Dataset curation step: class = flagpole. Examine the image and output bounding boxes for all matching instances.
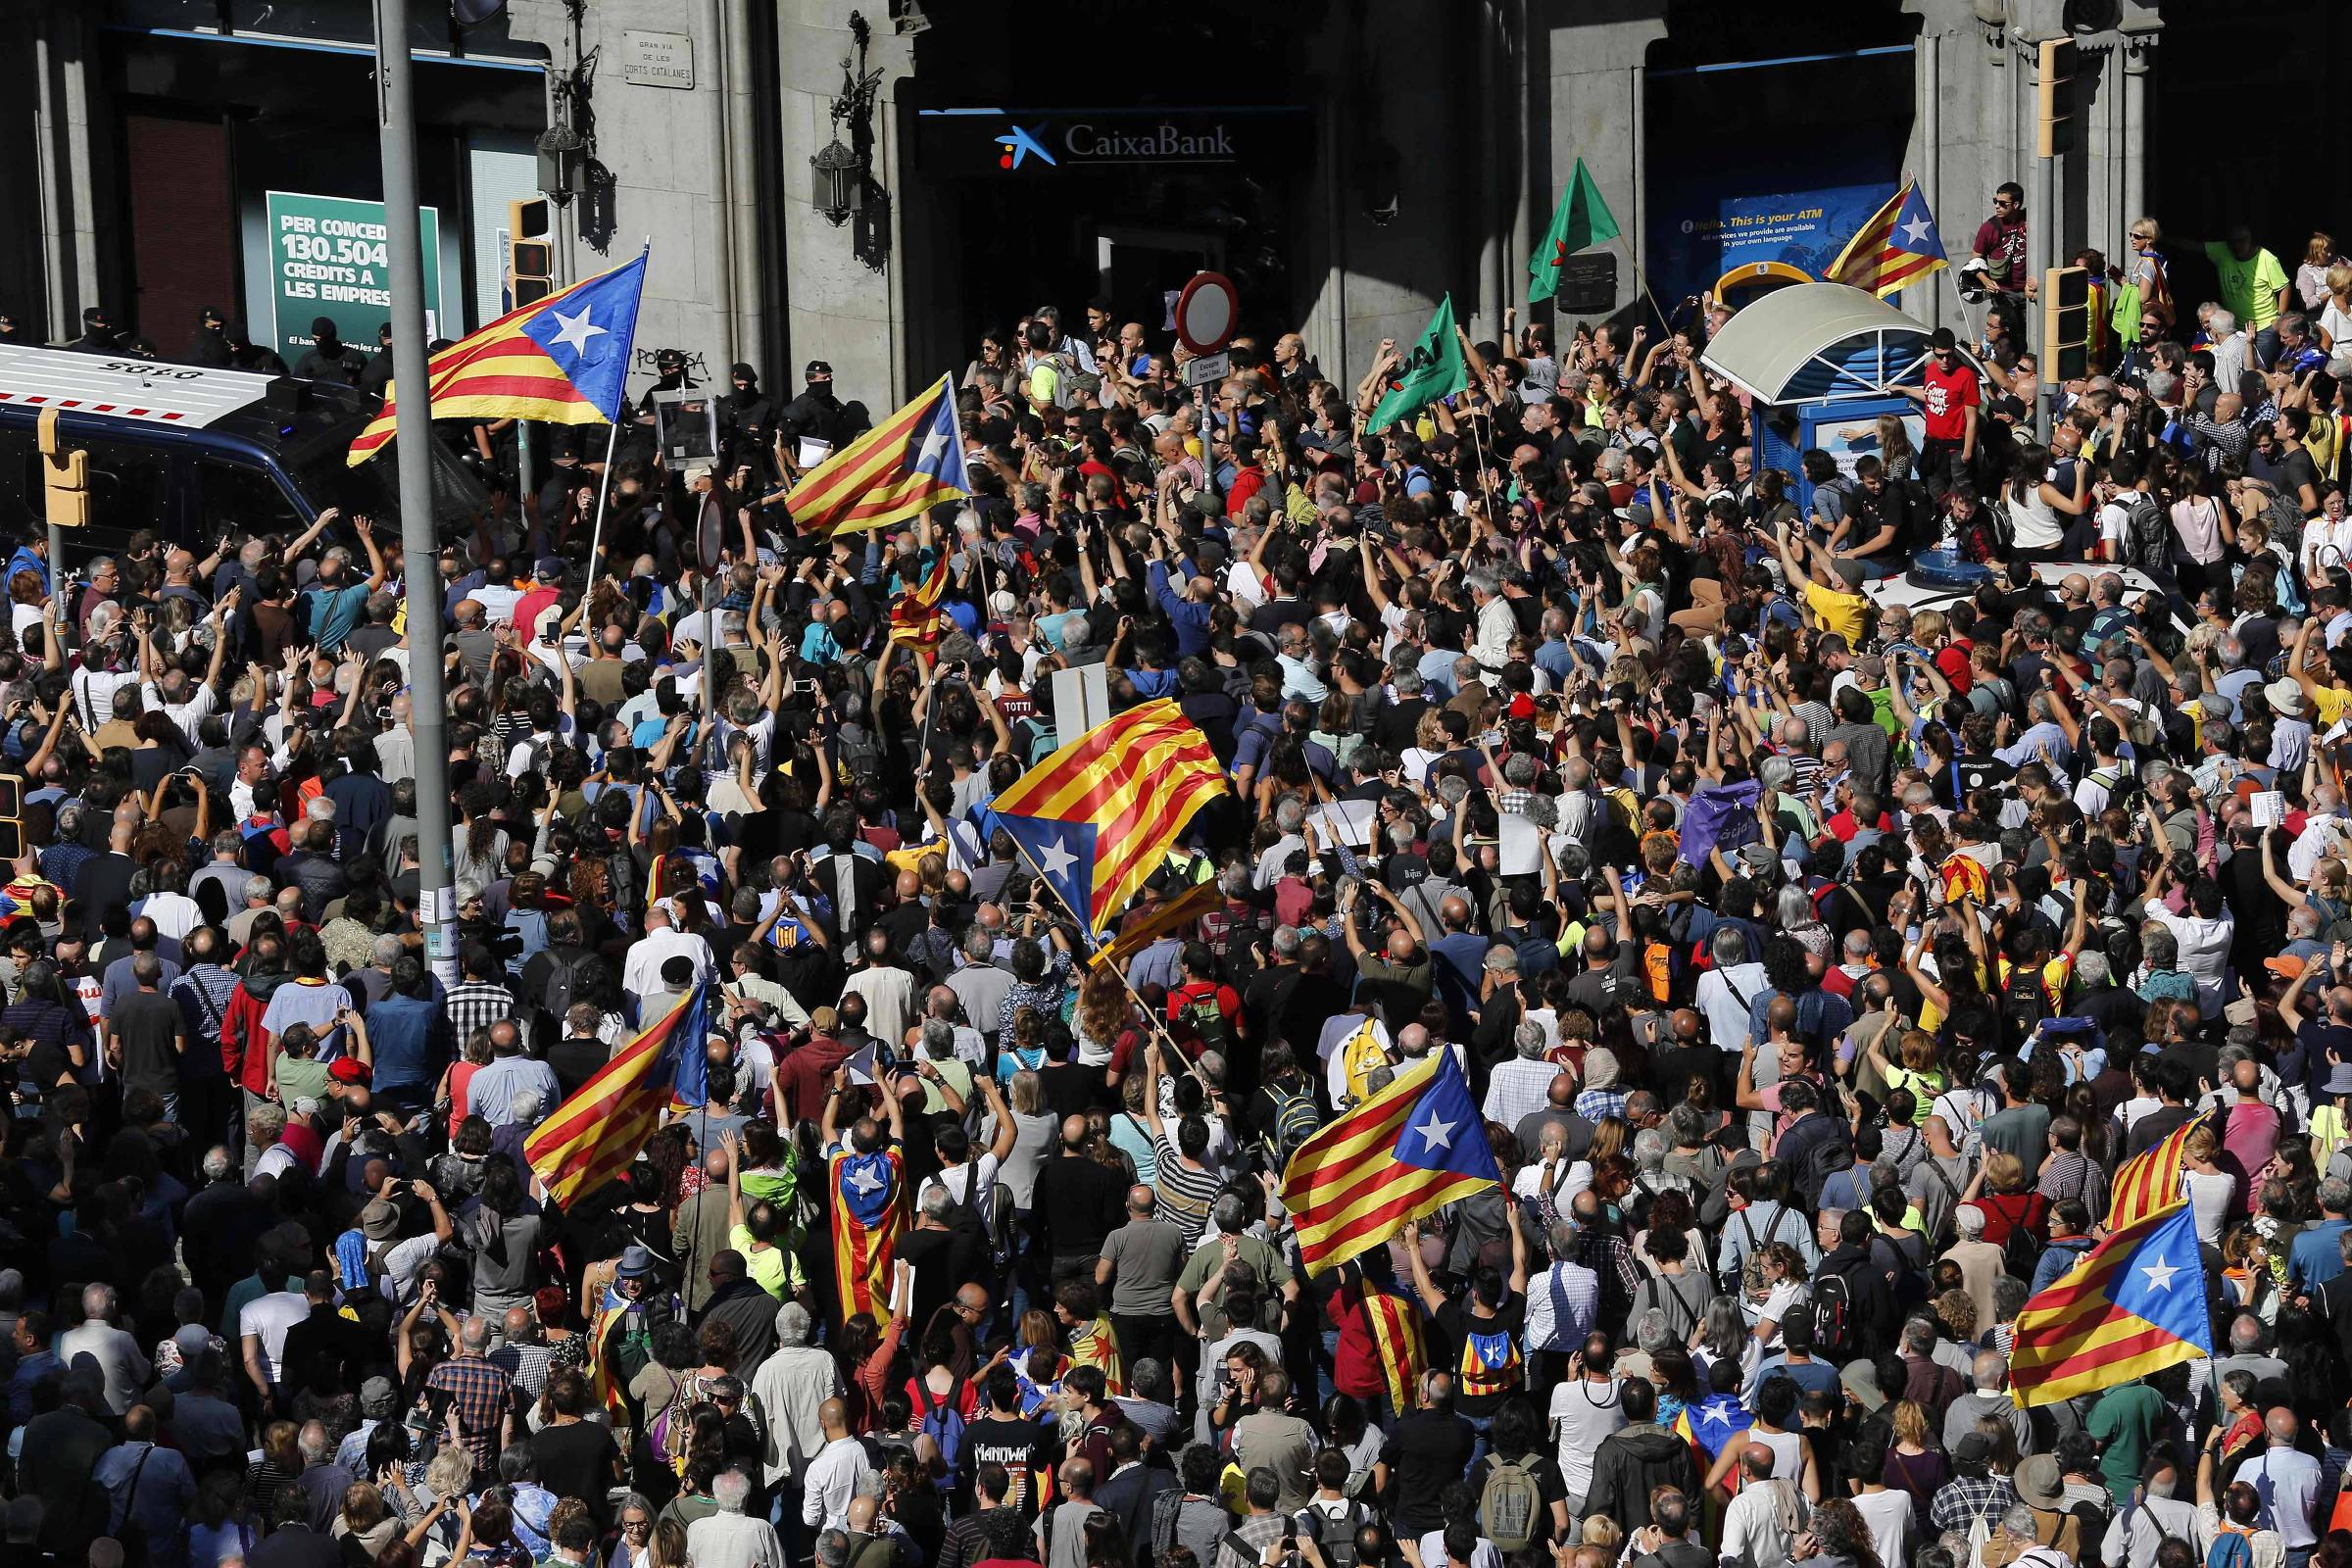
[584,418,621,586]
[998,829,1211,1090]
[584,238,653,591]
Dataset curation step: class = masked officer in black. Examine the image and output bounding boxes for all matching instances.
[223,323,291,377]
[717,363,778,484]
[295,317,368,385]
[185,306,232,368]
[777,360,868,476]
[68,306,122,354]
[358,322,397,400]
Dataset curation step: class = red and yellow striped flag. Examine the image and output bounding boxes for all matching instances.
[524,988,700,1208]
[990,699,1228,935]
[2108,1109,2213,1233]
[1087,881,1220,970]
[888,549,953,652]
[2011,1200,2212,1406]
[786,374,969,536]
[1281,1049,1500,1278]
[1348,1277,1425,1412]
[830,1146,906,1324]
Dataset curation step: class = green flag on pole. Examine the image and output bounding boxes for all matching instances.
[1529,157,1621,297]
[1366,294,1467,433]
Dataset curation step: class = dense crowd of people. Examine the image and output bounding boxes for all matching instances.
[6,206,2352,1568]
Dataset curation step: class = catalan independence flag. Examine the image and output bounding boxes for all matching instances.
[888,548,953,652]
[1823,180,1948,299]
[2010,1200,2213,1406]
[787,374,969,536]
[830,1146,906,1324]
[1281,1049,1501,1278]
[989,699,1228,936]
[1339,1275,1425,1414]
[348,251,646,465]
[524,983,705,1208]
[2108,1109,2214,1233]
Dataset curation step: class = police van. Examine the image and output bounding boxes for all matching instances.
[0,344,485,557]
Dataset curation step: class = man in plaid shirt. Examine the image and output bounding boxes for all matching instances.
[425,1316,514,1481]
[444,943,517,1047]
[1928,1431,2018,1537]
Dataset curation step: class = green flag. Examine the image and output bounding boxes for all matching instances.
[1529,157,1621,297]
[1366,294,1467,433]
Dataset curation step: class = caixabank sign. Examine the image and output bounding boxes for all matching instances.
[915,105,1308,175]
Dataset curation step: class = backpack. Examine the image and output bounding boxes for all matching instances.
[1809,1269,1855,1359]
[947,1164,1016,1275]
[1339,1026,1391,1107]
[1151,1492,1189,1563]
[1997,1208,2042,1282]
[1637,1273,1700,1344]
[1176,982,1237,1052]
[910,1373,965,1494]
[2083,763,2140,815]
[2205,1526,2257,1568]
[1998,961,2052,1052]
[1794,1118,1856,1206]
[1642,941,1676,1005]
[2124,491,2170,573]
[1268,1080,1322,1163]
[648,1374,695,1475]
[541,948,588,1027]
[1303,1500,1367,1568]
[1478,1452,1544,1552]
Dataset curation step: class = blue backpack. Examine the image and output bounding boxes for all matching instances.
[911,1374,965,1494]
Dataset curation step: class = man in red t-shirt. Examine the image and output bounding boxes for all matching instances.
[1898,326,1981,502]
[1164,946,1242,1051]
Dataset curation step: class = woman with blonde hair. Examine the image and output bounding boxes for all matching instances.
[1882,1399,1949,1518]
[1875,413,1919,484]
[335,1482,400,1560]
[2182,1123,2236,1246]
[1962,1150,2050,1249]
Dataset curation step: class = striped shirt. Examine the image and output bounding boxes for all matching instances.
[1152,1135,1221,1246]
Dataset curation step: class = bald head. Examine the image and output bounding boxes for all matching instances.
[1126,1186,1156,1217]
[819,1397,849,1436]
[1060,1115,1090,1151]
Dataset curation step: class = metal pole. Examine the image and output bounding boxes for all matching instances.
[2030,42,2055,443]
[374,0,459,990]
[516,420,533,529]
[584,419,621,583]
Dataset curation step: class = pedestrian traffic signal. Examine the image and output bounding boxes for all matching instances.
[509,197,554,307]
[2037,37,2077,158]
[2043,266,2092,381]
[36,408,87,528]
[0,774,23,860]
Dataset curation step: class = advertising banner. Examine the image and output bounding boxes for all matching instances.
[1650,183,1894,306]
[265,190,442,365]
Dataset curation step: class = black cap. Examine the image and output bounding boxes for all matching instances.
[311,316,338,340]
[805,360,833,381]
[199,306,226,325]
[657,348,686,368]
[1929,326,1957,352]
[377,321,393,338]
[730,362,757,381]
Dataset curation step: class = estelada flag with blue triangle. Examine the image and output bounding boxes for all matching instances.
[786,373,970,537]
[349,249,648,465]
[989,698,1228,936]
[1823,179,1948,299]
[1281,1049,1501,1278]
[2009,1199,2214,1406]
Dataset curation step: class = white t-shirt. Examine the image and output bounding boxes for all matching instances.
[916,1152,1004,1228]
[1546,1376,1625,1497]
[238,1291,310,1384]
[2098,499,2133,560]
[1851,1489,1913,1568]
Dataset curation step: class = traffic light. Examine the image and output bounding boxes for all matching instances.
[36,408,86,528]
[2043,266,2093,381]
[0,774,23,860]
[509,197,554,307]
[2037,37,2077,158]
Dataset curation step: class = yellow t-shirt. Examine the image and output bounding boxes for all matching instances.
[2206,243,2290,330]
[1802,578,1869,643]
[2313,684,2352,728]
[729,1223,806,1300]
[1884,1063,1947,1124]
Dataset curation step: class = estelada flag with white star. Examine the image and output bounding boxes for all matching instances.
[1823,179,1948,299]
[2009,1198,2213,1406]
[829,1145,906,1325]
[348,249,647,465]
[523,980,704,1209]
[785,373,970,536]
[1281,1049,1501,1279]
[988,698,1227,937]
